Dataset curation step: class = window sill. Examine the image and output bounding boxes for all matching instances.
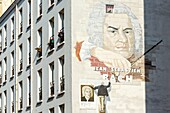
[10,40,14,46]
[3,47,7,52]
[36,56,42,64]
[18,109,23,112]
[36,100,42,107]
[27,25,31,31]
[18,70,23,75]
[47,48,54,56]
[36,14,43,22]
[47,95,55,102]
[26,105,31,111]
[48,3,55,12]
[18,32,23,38]
[26,65,31,70]
[10,76,14,81]
[56,91,65,98]
[3,80,7,86]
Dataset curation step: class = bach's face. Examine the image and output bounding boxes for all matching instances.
[84,88,91,98]
[103,14,135,59]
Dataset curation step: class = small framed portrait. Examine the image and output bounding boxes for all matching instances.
[81,85,94,102]
[106,4,114,13]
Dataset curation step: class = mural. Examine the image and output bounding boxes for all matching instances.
[73,1,145,113]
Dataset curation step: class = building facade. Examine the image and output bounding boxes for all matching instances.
[0,0,170,113]
[0,0,71,113]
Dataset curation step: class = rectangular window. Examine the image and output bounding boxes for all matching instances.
[49,0,54,6]
[4,25,7,47]
[27,76,31,106]
[58,56,65,92]
[19,44,23,70]
[0,94,1,112]
[28,0,31,25]
[48,17,54,49]
[19,9,23,33]
[11,17,14,42]
[0,62,2,85]
[11,51,14,77]
[49,107,54,113]
[27,37,31,65]
[18,81,23,110]
[35,28,42,57]
[11,86,14,112]
[49,62,54,96]
[0,30,2,52]
[4,57,7,82]
[58,9,64,44]
[4,91,7,113]
[38,69,42,101]
[38,0,42,16]
[59,104,65,113]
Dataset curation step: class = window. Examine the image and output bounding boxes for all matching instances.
[19,44,23,70]
[28,0,31,25]
[19,9,23,33]
[37,69,42,101]
[27,37,31,65]
[0,30,2,52]
[11,51,14,78]
[48,17,54,49]
[27,76,31,106]
[58,9,64,44]
[3,91,7,113]
[11,86,14,112]
[18,81,23,110]
[0,70,1,86]
[4,25,7,47]
[50,0,54,6]
[0,94,2,112]
[58,56,65,92]
[35,28,42,57]
[49,62,54,96]
[49,107,54,113]
[4,57,7,82]
[38,0,42,16]
[59,104,65,113]
[11,17,14,42]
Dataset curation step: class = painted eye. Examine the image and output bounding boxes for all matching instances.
[107,28,117,33]
[124,29,132,35]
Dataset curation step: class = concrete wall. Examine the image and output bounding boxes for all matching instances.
[144,0,170,113]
